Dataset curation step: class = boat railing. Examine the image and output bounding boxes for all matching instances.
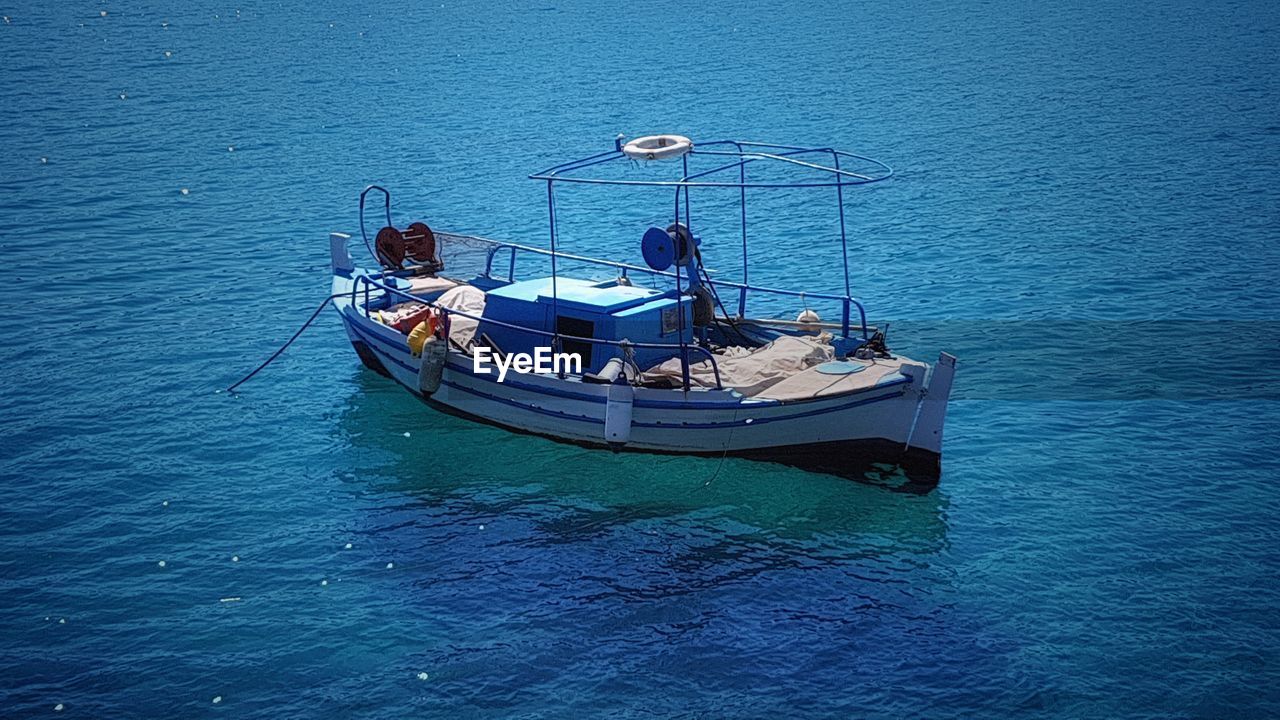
[351,273,725,391]
[454,234,870,341]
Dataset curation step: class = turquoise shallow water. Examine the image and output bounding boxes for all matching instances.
[3,1,1280,717]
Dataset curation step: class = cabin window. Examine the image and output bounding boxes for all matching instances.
[556,316,594,369]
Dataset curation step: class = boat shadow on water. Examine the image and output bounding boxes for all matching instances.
[337,372,951,552]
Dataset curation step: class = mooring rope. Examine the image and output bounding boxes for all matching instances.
[703,410,740,488]
[225,293,342,393]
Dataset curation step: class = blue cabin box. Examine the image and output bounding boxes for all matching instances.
[476,277,693,373]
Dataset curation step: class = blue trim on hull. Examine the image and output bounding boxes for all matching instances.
[440,370,906,431]
[351,331,418,375]
[440,379,604,425]
[633,389,907,429]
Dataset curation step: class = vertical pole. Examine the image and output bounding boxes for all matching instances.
[547,180,560,352]
[739,151,748,288]
[683,155,704,346]
[834,151,851,299]
[737,143,749,318]
[680,153,698,297]
[674,185,689,391]
[681,154,692,240]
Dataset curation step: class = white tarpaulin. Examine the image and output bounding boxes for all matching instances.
[437,285,487,348]
[643,335,834,396]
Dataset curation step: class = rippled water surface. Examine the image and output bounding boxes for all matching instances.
[3,1,1279,717]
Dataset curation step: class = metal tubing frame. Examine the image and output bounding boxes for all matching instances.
[525,138,886,342]
[529,139,892,189]
[399,138,883,394]
[472,236,869,340]
[358,185,392,262]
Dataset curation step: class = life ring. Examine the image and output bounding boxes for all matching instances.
[622,134,693,161]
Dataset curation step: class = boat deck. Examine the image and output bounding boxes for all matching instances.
[754,357,909,401]
[361,274,913,403]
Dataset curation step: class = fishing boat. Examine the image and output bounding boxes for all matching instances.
[328,136,957,483]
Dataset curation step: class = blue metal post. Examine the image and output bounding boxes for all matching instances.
[547,180,560,352]
[833,151,851,300]
[739,151,748,284]
[674,183,689,391]
[738,143,748,317]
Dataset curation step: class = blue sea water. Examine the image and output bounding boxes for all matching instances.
[2,0,1280,717]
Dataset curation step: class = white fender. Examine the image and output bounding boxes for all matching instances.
[622,135,693,161]
[604,383,634,445]
[418,336,447,394]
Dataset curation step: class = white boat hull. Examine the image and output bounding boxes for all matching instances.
[332,272,956,484]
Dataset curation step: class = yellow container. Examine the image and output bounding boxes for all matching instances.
[407,319,434,356]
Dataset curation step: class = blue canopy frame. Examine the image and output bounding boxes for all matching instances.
[530,137,892,295]
[527,137,893,384]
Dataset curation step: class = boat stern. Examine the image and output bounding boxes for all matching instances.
[899,352,958,474]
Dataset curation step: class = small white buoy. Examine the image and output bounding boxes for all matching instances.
[40,157,48,164]
[344,543,352,550]
[45,616,50,621]
[59,618,66,624]
[744,418,754,424]
[478,524,485,530]
[385,562,394,569]
[416,672,429,681]
[162,500,169,507]
[231,555,239,562]
[320,579,328,586]
[329,22,335,28]
[55,703,64,711]
[164,50,171,58]
[3,16,10,24]
[402,431,411,438]
[796,308,821,324]
[227,145,234,152]
[100,10,108,17]
[212,696,222,704]
[157,560,166,568]
[118,93,127,100]
[180,188,189,195]
[161,21,168,28]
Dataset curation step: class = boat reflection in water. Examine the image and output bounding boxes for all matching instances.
[336,374,952,560]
